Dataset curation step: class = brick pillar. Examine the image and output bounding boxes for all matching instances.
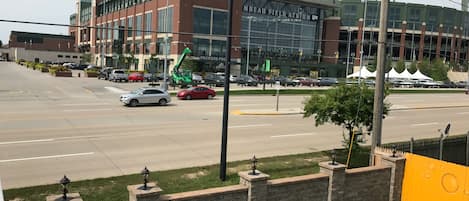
[355,18,364,66]
[239,171,270,201]
[322,17,341,64]
[380,155,406,201]
[127,182,163,201]
[319,162,346,201]
[456,27,463,63]
[436,24,443,59]
[46,193,83,201]
[399,21,407,61]
[418,22,426,62]
[450,26,457,62]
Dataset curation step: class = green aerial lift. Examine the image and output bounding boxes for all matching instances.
[171,47,193,87]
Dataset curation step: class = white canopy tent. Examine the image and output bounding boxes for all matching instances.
[347,67,374,79]
[385,68,400,79]
[399,69,412,80]
[411,69,433,81]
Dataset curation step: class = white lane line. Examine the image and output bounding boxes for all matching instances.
[457,112,469,115]
[271,133,316,138]
[0,152,95,163]
[61,103,111,106]
[410,122,439,127]
[104,86,128,94]
[63,108,112,112]
[0,139,54,145]
[229,124,272,129]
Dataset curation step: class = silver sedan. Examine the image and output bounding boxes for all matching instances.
[120,87,171,107]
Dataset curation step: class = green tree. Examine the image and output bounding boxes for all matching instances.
[430,59,448,81]
[303,84,390,148]
[81,53,91,64]
[395,60,405,73]
[385,56,393,72]
[180,58,200,72]
[367,55,377,72]
[408,61,418,74]
[416,58,430,74]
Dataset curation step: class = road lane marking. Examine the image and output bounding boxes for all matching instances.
[104,86,128,94]
[0,152,95,163]
[229,124,272,129]
[410,122,439,127]
[457,112,469,115]
[271,133,316,138]
[0,139,54,145]
[61,103,111,106]
[63,108,112,112]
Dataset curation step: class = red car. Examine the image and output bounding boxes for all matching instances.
[128,72,144,82]
[177,86,216,100]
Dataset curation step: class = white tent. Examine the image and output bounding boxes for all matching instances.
[411,69,433,81]
[347,67,374,79]
[399,69,412,80]
[385,68,400,79]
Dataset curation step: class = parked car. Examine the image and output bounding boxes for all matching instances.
[236,75,258,86]
[120,87,171,107]
[204,74,225,87]
[177,86,216,100]
[318,77,338,87]
[299,78,319,87]
[128,72,144,82]
[98,67,114,80]
[109,69,128,82]
[192,73,204,83]
[273,76,297,86]
[455,81,467,88]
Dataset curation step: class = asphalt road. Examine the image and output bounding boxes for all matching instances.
[1,62,469,189]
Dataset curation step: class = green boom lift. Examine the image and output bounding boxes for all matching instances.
[171,47,193,87]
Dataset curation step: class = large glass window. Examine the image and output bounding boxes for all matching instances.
[211,40,226,57]
[113,21,119,40]
[145,12,152,34]
[192,38,209,56]
[107,22,112,39]
[212,11,227,35]
[193,8,211,34]
[136,15,142,36]
[157,37,172,55]
[128,16,133,37]
[158,7,173,33]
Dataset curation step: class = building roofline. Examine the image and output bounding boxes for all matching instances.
[276,0,338,9]
[10,31,74,40]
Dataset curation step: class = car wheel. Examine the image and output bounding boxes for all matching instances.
[159,98,167,106]
[129,99,138,107]
[207,94,213,99]
[186,95,192,100]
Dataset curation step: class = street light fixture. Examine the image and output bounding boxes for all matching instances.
[317,49,322,64]
[249,155,258,175]
[60,175,71,200]
[141,166,150,190]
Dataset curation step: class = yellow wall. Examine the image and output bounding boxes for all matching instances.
[402,153,469,201]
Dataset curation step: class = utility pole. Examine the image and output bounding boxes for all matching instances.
[370,0,388,165]
[246,16,253,75]
[358,0,368,82]
[163,0,169,91]
[220,0,233,181]
[346,27,352,79]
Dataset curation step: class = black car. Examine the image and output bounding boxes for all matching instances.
[273,76,297,87]
[318,77,338,87]
[236,75,258,86]
[204,74,225,87]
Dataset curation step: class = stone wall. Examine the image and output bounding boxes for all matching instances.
[124,153,406,201]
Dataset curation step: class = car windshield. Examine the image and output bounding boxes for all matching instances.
[130,89,143,94]
[115,70,125,74]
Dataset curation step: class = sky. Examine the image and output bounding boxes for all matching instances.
[0,0,462,44]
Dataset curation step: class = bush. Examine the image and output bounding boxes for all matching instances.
[49,66,71,75]
[34,63,46,70]
[85,68,98,73]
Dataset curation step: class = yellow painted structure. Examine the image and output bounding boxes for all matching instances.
[401,153,469,201]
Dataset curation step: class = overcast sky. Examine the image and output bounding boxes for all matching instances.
[0,0,462,44]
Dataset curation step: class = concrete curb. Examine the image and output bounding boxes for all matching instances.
[390,105,469,111]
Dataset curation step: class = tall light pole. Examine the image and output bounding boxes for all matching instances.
[371,0,388,165]
[100,0,106,68]
[246,16,254,75]
[346,27,352,79]
[359,0,368,83]
[162,0,169,91]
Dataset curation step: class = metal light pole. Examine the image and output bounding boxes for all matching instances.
[358,0,369,83]
[162,0,169,91]
[220,0,233,181]
[317,49,321,64]
[100,0,106,68]
[346,27,352,79]
[370,0,388,165]
[246,16,253,76]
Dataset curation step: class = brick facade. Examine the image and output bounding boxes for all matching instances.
[322,17,341,64]
[9,31,76,52]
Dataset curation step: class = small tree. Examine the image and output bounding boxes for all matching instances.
[81,53,91,64]
[408,60,418,74]
[395,60,405,73]
[180,58,200,72]
[430,59,449,81]
[303,84,390,148]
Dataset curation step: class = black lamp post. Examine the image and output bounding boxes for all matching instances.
[60,175,71,200]
[249,155,258,175]
[329,150,337,165]
[141,166,150,190]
